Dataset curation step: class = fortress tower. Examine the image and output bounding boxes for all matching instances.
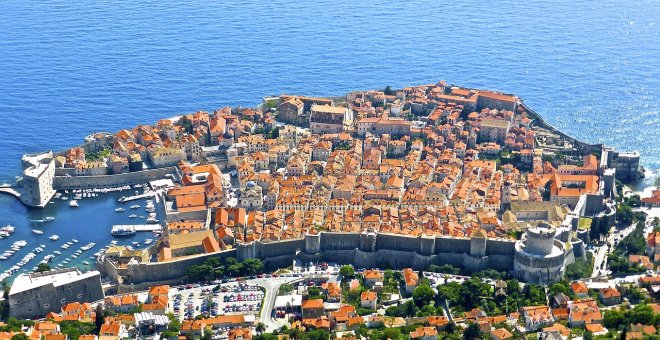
[513,222,568,284]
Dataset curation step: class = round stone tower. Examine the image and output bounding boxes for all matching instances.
[513,222,567,285]
[524,222,556,255]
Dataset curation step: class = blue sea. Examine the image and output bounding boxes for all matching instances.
[0,0,658,277]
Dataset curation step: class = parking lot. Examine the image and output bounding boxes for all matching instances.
[171,282,264,321]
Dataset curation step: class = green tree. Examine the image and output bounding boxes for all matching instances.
[94,304,105,332]
[629,304,654,325]
[436,282,462,305]
[412,284,436,308]
[202,328,213,340]
[584,330,594,340]
[227,263,244,276]
[382,327,402,339]
[617,204,634,225]
[242,258,263,275]
[565,258,592,280]
[655,176,660,189]
[463,323,482,340]
[10,334,28,340]
[307,287,322,299]
[36,263,51,273]
[603,309,625,329]
[306,329,329,340]
[255,322,266,335]
[339,265,355,278]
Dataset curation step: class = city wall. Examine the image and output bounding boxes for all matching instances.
[111,248,238,284]
[52,167,178,189]
[107,232,517,285]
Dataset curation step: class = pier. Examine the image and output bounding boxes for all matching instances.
[111,224,162,235]
[117,192,157,203]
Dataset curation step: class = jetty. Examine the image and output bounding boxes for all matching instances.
[118,192,156,203]
[111,224,162,236]
[0,185,21,201]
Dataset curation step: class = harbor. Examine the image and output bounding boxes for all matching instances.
[0,183,165,283]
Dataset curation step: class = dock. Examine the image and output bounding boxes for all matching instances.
[117,192,156,202]
[111,224,162,235]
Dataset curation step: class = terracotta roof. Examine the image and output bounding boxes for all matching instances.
[301,299,324,309]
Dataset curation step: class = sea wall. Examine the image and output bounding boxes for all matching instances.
[52,167,178,189]
[520,103,603,155]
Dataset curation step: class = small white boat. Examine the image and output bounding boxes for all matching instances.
[32,229,44,235]
[130,205,140,209]
[69,200,79,207]
[49,235,59,241]
[82,261,90,265]
[72,239,78,243]
[129,214,138,218]
[44,217,55,222]
[115,207,125,212]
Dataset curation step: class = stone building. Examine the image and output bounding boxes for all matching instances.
[603,147,641,181]
[20,151,56,207]
[479,118,511,144]
[310,105,352,134]
[239,181,263,210]
[9,269,104,320]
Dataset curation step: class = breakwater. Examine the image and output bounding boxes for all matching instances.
[53,167,179,190]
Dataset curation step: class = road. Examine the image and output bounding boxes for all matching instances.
[251,277,302,332]
[591,211,657,278]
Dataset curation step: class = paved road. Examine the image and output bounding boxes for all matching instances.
[251,277,301,332]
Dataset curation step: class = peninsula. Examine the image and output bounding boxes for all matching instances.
[2,82,658,340]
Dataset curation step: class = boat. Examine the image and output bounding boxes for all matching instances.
[130,205,140,209]
[115,207,125,212]
[32,229,44,235]
[82,261,90,265]
[61,196,68,201]
[54,251,61,255]
[44,217,55,222]
[146,218,159,224]
[111,225,136,236]
[132,241,140,247]
[72,239,78,243]
[1,225,15,234]
[143,239,153,245]
[129,214,138,218]
[110,240,118,245]
[49,235,60,241]
[69,200,79,207]
[61,244,69,249]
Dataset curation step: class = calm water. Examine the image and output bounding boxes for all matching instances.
[0,0,658,275]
